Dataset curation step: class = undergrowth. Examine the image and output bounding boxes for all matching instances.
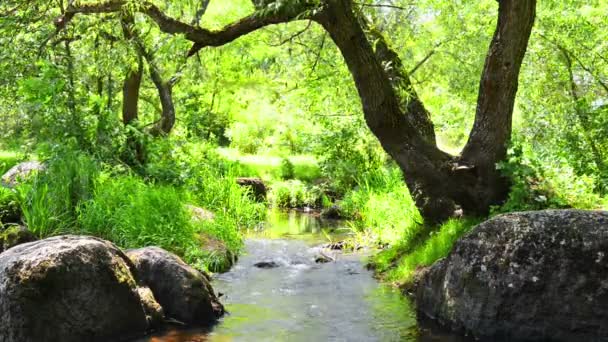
[13,143,266,272]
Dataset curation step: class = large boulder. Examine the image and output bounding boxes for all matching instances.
[0,235,154,342]
[0,225,36,253]
[126,247,224,326]
[416,210,608,341]
[1,161,45,188]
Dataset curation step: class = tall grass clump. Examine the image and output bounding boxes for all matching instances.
[371,218,481,286]
[17,150,98,237]
[77,175,199,256]
[341,166,423,246]
[140,138,267,270]
[268,180,323,208]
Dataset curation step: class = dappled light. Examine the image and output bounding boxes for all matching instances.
[1,0,607,341]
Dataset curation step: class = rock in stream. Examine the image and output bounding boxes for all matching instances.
[416,209,608,341]
[0,235,152,342]
[127,247,224,326]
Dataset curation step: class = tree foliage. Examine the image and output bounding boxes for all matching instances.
[1,0,606,223]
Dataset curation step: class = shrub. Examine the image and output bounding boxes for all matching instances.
[495,142,604,213]
[268,180,322,208]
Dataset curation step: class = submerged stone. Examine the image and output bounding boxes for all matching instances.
[254,260,280,269]
[417,210,608,341]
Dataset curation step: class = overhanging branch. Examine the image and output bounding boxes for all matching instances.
[57,0,318,57]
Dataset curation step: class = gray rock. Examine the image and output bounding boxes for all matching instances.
[0,235,152,342]
[1,161,45,188]
[0,225,36,253]
[126,247,224,326]
[186,204,215,222]
[416,210,608,341]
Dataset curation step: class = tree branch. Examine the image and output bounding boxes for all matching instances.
[59,0,318,57]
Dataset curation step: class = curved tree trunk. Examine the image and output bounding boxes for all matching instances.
[316,0,456,223]
[146,60,176,136]
[316,0,536,223]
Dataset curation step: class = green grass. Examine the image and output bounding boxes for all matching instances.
[268,180,325,208]
[17,150,98,237]
[77,175,199,255]
[336,166,483,287]
[0,150,22,175]
[341,167,423,245]
[11,145,266,272]
[217,148,321,182]
[370,218,482,286]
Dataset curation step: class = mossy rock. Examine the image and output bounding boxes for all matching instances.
[0,225,36,253]
[198,233,237,273]
[0,235,154,342]
[417,210,608,341]
[126,247,224,326]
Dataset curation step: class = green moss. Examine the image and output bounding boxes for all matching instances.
[0,225,36,252]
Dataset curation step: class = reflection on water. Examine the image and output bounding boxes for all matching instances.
[139,211,465,342]
[247,209,349,243]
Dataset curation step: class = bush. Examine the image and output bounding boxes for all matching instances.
[268,180,323,208]
[495,142,604,213]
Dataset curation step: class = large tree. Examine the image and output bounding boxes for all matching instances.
[59,0,536,223]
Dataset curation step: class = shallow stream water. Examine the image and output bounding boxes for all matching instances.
[141,210,465,342]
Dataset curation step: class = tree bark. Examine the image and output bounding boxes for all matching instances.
[146,58,176,136]
[121,16,175,135]
[121,55,143,125]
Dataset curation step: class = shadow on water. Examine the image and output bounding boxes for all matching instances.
[140,210,468,342]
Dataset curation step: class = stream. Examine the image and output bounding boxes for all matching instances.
[142,210,465,342]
